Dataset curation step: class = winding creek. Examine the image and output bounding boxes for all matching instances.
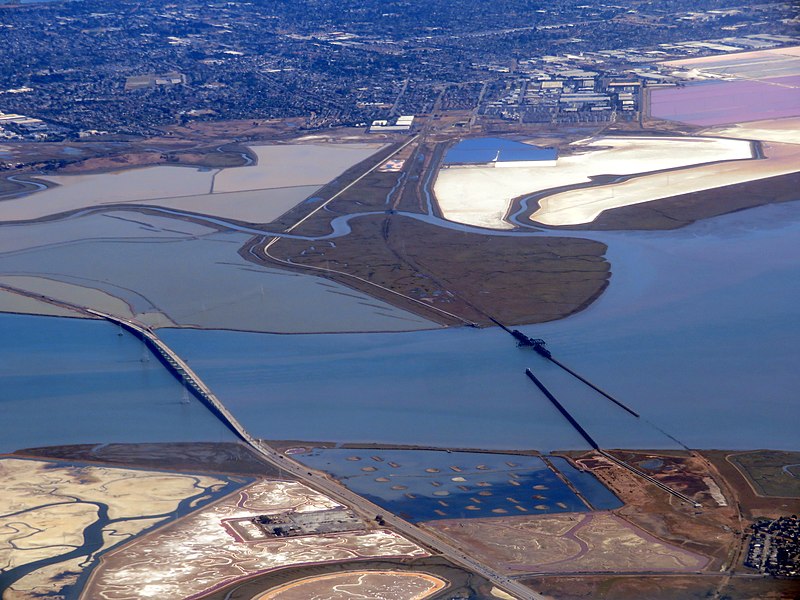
[0,459,246,599]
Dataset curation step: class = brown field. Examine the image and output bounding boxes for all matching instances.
[265,141,407,234]
[571,449,800,578]
[246,135,610,327]
[522,574,800,600]
[568,451,741,570]
[0,138,230,175]
[703,451,800,522]
[424,511,708,575]
[14,441,277,477]
[0,117,308,177]
[596,451,732,508]
[163,117,331,142]
[54,146,252,174]
[251,213,609,326]
[562,171,800,231]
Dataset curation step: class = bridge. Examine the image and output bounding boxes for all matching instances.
[90,309,544,600]
[1,285,541,600]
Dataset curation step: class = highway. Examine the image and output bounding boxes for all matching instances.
[0,284,540,600]
[259,135,474,327]
[94,308,544,600]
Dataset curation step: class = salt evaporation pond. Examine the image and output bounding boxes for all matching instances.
[650,77,800,126]
[0,211,437,333]
[444,138,557,165]
[162,201,800,451]
[297,449,617,522]
[547,456,621,510]
[0,314,236,453]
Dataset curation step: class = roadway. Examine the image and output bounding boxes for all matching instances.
[259,134,474,327]
[22,297,541,600]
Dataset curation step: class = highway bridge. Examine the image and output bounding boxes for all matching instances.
[0,285,541,600]
[88,308,545,600]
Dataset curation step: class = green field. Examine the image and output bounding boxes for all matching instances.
[729,451,800,498]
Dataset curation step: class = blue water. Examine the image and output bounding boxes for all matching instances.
[639,458,664,470]
[0,314,235,453]
[159,326,599,451]
[547,456,622,510]
[444,138,557,165]
[298,449,588,522]
[159,202,800,452]
[4,202,799,454]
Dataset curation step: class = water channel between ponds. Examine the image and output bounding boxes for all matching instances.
[0,456,246,600]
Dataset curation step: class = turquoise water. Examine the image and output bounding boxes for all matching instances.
[0,314,235,453]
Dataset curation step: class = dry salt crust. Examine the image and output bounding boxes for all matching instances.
[0,458,227,600]
[532,141,800,226]
[434,136,753,229]
[659,46,800,80]
[85,480,427,600]
[705,117,800,145]
[211,143,385,193]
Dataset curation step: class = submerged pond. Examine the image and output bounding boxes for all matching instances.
[297,448,612,522]
[443,137,557,165]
